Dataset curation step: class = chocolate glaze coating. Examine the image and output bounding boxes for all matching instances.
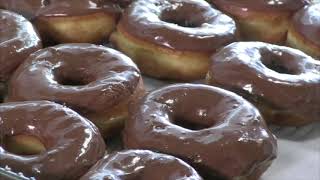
[292,3,320,46]
[118,0,237,52]
[0,0,45,19]
[0,0,121,19]
[0,10,42,82]
[6,44,141,115]
[124,84,277,179]
[0,101,106,180]
[210,0,309,13]
[207,42,320,125]
[80,150,203,180]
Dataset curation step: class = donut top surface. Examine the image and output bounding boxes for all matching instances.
[0,101,106,179]
[37,0,121,16]
[119,0,237,52]
[7,44,141,114]
[211,0,310,12]
[80,150,203,180]
[0,0,46,18]
[292,3,320,46]
[0,0,121,18]
[208,42,320,123]
[0,10,41,82]
[124,84,277,179]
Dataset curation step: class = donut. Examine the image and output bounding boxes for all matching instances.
[0,10,42,98]
[287,3,320,58]
[123,84,277,179]
[80,150,203,180]
[206,42,320,126]
[208,0,310,44]
[110,0,238,81]
[6,44,144,138]
[10,0,121,44]
[0,101,105,180]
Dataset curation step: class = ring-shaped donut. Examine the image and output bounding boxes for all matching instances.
[124,84,277,179]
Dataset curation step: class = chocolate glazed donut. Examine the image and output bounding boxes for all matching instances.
[287,3,320,58]
[208,0,310,44]
[0,0,122,43]
[110,0,238,81]
[6,44,144,138]
[206,42,320,126]
[0,101,105,180]
[0,10,42,101]
[124,84,277,179]
[80,150,203,180]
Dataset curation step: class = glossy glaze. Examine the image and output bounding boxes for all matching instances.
[123,84,277,179]
[0,101,106,180]
[0,0,45,18]
[0,10,42,82]
[0,0,121,18]
[119,0,237,52]
[207,42,320,124]
[6,44,141,115]
[211,0,309,13]
[292,4,320,46]
[80,150,203,180]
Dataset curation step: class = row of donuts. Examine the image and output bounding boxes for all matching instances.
[0,0,320,80]
[1,83,277,179]
[1,0,320,81]
[0,0,319,179]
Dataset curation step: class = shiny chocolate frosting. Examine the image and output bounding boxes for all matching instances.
[0,0,121,19]
[210,0,310,13]
[0,101,106,180]
[118,0,237,52]
[6,44,141,115]
[292,3,320,47]
[123,84,277,179]
[80,150,203,180]
[0,10,42,82]
[207,42,320,125]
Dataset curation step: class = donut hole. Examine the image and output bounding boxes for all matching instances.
[173,116,212,130]
[168,104,217,131]
[263,60,297,74]
[2,135,46,155]
[261,50,301,75]
[53,68,94,86]
[160,4,203,28]
[161,17,199,28]
[0,83,5,103]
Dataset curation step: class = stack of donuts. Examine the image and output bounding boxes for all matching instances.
[0,0,319,179]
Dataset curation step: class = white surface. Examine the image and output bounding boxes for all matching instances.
[144,77,320,180]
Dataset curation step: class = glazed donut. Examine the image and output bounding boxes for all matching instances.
[80,150,203,180]
[0,101,105,180]
[6,44,144,138]
[0,10,42,96]
[287,3,320,58]
[208,0,309,44]
[123,84,277,179]
[206,42,320,126]
[2,0,122,44]
[110,0,238,81]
